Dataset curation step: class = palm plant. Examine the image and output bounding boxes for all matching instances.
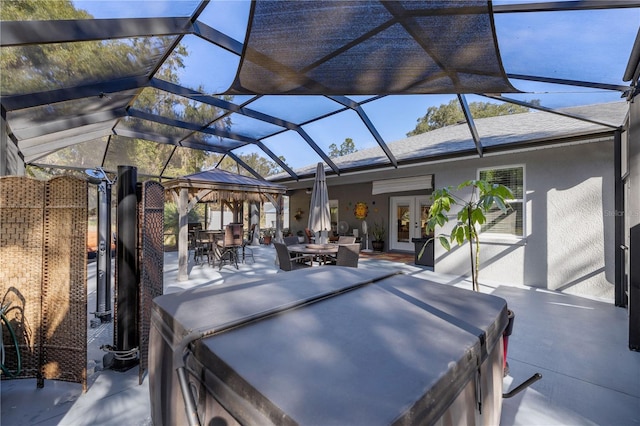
[371,220,386,242]
[421,179,513,292]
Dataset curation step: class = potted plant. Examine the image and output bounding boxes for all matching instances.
[262,228,273,245]
[370,220,386,252]
[296,230,305,243]
[421,179,515,374]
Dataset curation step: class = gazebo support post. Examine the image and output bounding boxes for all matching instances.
[250,202,260,245]
[265,193,284,243]
[234,200,242,223]
[276,194,284,242]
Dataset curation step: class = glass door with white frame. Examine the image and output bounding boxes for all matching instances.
[390,196,431,251]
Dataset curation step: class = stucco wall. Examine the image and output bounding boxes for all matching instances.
[628,101,640,256]
[626,97,640,348]
[288,183,397,249]
[425,140,615,300]
[289,139,615,300]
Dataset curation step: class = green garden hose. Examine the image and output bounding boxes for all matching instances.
[1,309,21,377]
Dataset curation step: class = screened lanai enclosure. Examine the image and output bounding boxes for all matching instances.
[2,0,640,351]
[2,0,639,182]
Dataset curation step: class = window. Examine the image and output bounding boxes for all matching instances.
[479,166,524,238]
[330,199,339,233]
[261,196,290,230]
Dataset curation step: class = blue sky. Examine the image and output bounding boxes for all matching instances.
[73,0,640,169]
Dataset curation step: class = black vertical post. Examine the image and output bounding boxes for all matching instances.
[1,105,8,176]
[614,130,626,307]
[630,224,640,351]
[115,165,139,369]
[627,95,640,350]
[96,180,112,322]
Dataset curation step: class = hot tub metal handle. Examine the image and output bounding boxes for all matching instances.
[502,373,542,399]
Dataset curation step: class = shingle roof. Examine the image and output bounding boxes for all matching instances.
[272,101,627,181]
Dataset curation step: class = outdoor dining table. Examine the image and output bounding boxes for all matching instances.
[287,243,338,265]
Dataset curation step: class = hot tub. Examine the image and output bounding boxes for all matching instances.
[149,268,507,425]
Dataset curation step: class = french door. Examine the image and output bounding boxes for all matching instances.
[389,196,431,251]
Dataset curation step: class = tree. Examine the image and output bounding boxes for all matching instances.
[328,138,357,158]
[1,1,167,94]
[6,0,239,181]
[215,152,284,177]
[407,99,540,136]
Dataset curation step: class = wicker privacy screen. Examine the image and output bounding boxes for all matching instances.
[138,181,165,385]
[230,0,518,95]
[0,176,87,389]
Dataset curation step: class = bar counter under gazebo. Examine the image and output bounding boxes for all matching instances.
[163,169,287,280]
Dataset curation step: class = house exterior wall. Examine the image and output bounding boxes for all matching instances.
[297,139,615,300]
[626,99,640,348]
[287,183,401,249]
[428,140,615,300]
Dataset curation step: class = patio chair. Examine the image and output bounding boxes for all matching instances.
[240,241,255,264]
[304,228,315,244]
[188,224,202,261]
[194,230,217,266]
[191,230,203,263]
[335,243,360,267]
[337,236,356,244]
[274,242,312,271]
[218,223,243,270]
[283,235,299,246]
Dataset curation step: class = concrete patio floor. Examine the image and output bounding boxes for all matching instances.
[1,245,639,425]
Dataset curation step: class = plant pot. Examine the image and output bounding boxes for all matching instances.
[503,308,515,376]
[263,236,272,245]
[372,240,384,252]
[298,236,305,243]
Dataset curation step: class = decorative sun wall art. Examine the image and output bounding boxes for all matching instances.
[354,202,368,220]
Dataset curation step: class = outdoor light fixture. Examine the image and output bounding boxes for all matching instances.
[84,167,114,185]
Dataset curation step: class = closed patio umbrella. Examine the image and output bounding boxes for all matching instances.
[308,162,331,244]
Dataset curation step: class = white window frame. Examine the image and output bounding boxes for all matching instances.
[477,164,526,242]
[330,199,339,233]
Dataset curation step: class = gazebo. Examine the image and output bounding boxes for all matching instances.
[163,168,287,280]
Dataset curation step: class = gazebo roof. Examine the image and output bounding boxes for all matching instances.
[163,168,286,203]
